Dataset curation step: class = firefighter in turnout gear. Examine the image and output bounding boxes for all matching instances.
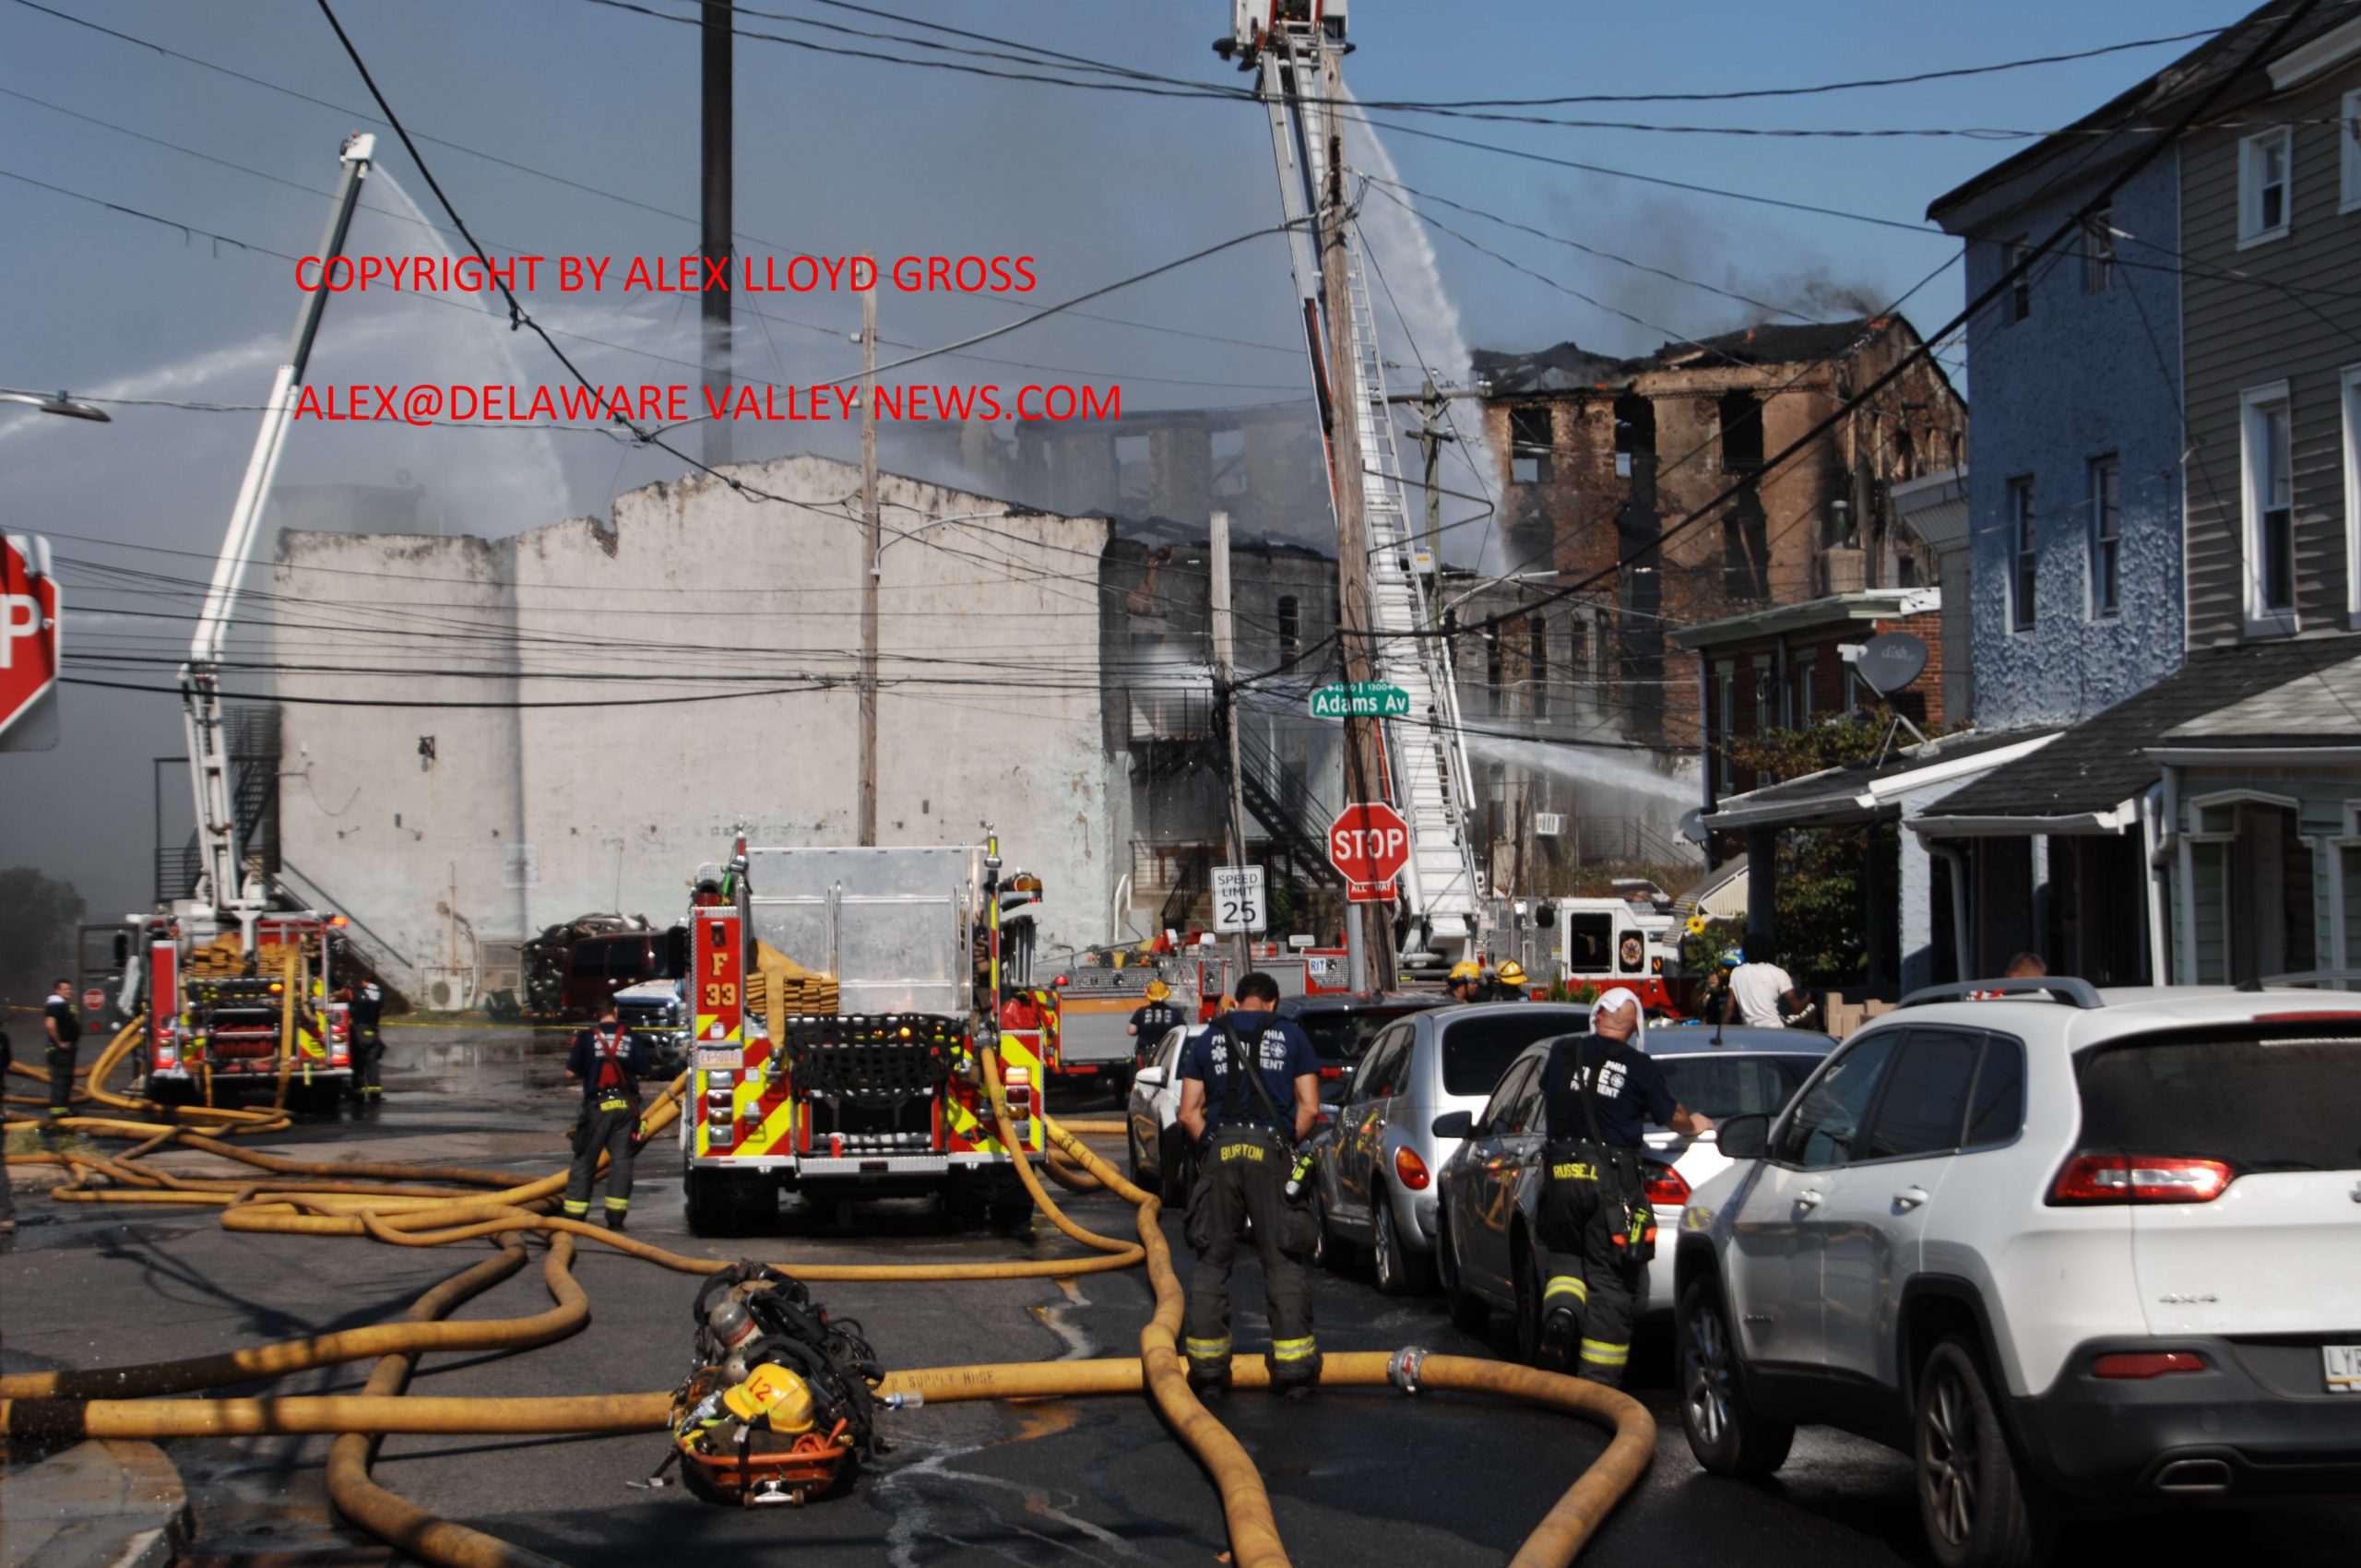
[344,982,386,1104]
[1444,959,1485,1004]
[564,1001,653,1229]
[1126,979,1184,1063]
[1175,970,1323,1396]
[1533,987,1713,1385]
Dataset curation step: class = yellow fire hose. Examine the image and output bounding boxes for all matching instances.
[1,1047,1654,1568]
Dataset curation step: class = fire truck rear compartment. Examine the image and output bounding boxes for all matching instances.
[780,1015,956,1151]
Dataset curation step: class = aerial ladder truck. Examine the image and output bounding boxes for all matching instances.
[1218,2,1485,976]
[140,133,378,1109]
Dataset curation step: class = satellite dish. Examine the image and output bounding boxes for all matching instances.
[1856,632,1928,697]
[1679,807,1707,844]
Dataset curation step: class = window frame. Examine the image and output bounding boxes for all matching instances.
[2005,237,2032,323]
[2343,88,2361,216]
[1478,1054,1542,1137]
[2088,454,2122,620]
[1857,1028,1985,1162]
[1508,406,1553,486]
[2239,126,2293,247]
[2239,381,2298,635]
[2007,475,2037,633]
[1770,1028,1904,1170]
[1960,1034,2028,1152]
[2082,204,2115,293]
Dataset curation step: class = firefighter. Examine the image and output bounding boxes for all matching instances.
[1126,980,1184,1064]
[1444,959,1485,1004]
[564,1000,652,1229]
[1489,961,1532,1001]
[1532,988,1713,1385]
[346,982,386,1104]
[43,977,80,1120]
[1174,969,1322,1397]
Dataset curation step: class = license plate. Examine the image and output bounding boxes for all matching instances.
[694,1047,740,1070]
[2324,1345,2361,1394]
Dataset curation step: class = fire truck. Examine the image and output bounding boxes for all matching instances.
[680,835,1047,1236]
[1484,896,1684,1012]
[142,910,354,1109]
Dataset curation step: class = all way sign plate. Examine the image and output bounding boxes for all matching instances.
[1211,865,1267,933]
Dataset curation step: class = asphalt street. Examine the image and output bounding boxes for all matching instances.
[3,1026,2355,1566]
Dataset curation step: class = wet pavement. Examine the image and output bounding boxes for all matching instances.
[3,1026,2355,1565]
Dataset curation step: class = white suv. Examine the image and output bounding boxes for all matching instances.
[1672,979,2361,1568]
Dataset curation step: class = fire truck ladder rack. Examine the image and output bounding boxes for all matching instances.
[1271,42,1484,952]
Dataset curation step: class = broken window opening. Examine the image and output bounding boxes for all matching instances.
[1718,390,1763,472]
[1528,614,1550,719]
[1509,406,1553,486]
[1276,594,1301,660]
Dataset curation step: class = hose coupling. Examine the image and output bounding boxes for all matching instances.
[1388,1346,1429,1396]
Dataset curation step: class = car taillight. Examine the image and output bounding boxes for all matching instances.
[2093,1351,2207,1379]
[1643,1164,1690,1206]
[1394,1146,1430,1191]
[2050,1152,2234,1205]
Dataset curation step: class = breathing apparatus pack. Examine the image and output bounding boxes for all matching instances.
[662,1263,886,1506]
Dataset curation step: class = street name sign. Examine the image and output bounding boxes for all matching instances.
[1212,865,1267,933]
[0,532,61,752]
[1309,682,1409,719]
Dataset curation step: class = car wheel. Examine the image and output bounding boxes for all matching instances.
[1370,1192,1434,1296]
[1436,1214,1490,1335]
[1915,1337,2051,1568]
[1677,1278,1794,1478]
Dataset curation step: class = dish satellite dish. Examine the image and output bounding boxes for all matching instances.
[1856,632,1928,697]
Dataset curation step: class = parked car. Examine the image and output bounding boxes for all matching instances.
[1430,1024,1836,1354]
[1315,1002,1595,1294]
[559,930,680,1021]
[1274,992,1453,1076]
[1673,980,2361,1568]
[1126,1024,1204,1204]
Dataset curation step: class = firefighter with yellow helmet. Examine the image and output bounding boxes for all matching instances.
[1490,961,1533,1001]
[1128,978,1186,1065]
[1445,959,1486,1004]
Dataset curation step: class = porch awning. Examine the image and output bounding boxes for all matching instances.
[1702,729,2059,832]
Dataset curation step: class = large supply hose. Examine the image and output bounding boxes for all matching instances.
[2,1047,1655,1568]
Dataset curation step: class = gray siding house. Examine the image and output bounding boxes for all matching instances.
[1919,0,2361,987]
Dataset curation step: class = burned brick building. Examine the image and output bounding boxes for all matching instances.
[1470,316,1969,752]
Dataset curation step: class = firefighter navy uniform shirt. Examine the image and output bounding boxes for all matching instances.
[1180,1013,1317,1134]
[1129,1002,1184,1051]
[1540,1034,1676,1147]
[567,1026,650,1105]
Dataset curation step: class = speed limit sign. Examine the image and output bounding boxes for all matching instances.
[1211,865,1267,934]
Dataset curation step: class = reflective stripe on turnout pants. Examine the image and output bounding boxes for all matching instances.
[1535,1140,1639,1388]
[1182,1125,1318,1386]
[564,1101,636,1215]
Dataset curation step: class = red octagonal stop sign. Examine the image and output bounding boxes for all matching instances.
[1328,802,1410,886]
[0,533,61,752]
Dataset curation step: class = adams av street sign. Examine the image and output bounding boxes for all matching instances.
[1310,682,1409,719]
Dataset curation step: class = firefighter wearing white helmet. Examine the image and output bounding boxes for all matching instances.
[1530,987,1714,1386]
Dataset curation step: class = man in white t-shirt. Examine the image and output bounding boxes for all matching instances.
[1726,952,1808,1028]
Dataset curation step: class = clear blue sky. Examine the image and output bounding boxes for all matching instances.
[0,0,2242,916]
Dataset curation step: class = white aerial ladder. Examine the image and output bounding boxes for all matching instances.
[181,132,376,948]
[1220,2,1484,966]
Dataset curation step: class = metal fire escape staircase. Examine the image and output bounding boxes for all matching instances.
[1268,39,1484,957]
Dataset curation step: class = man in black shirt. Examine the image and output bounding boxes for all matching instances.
[43,978,80,1118]
[564,1002,652,1230]
[345,982,386,1105]
[1126,979,1184,1065]
[1533,988,1713,1385]
[1176,970,1323,1396]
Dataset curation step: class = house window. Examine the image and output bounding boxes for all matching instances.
[2239,127,2292,245]
[1528,615,1549,719]
[2343,89,2361,214]
[2089,456,2121,618]
[1790,653,1817,724]
[2345,367,2361,619]
[1714,659,1735,791]
[2008,476,2037,632]
[1718,390,1763,472]
[2082,205,2114,293]
[2241,384,2296,624]
[2007,238,2032,322]
[1275,595,1300,661]
[1509,407,1552,485]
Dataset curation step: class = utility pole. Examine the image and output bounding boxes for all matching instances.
[1315,46,1390,995]
[856,264,880,846]
[699,0,733,469]
[1209,510,1252,978]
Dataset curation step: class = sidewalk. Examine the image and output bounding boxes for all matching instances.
[0,1439,190,1568]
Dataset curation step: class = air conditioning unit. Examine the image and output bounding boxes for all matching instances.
[1534,813,1565,837]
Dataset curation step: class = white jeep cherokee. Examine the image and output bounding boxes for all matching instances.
[1673,979,2361,1568]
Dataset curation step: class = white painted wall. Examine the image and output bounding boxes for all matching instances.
[274,457,1112,983]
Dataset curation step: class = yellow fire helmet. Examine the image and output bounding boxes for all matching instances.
[721,1363,816,1432]
[1145,980,1171,1002]
[1497,961,1529,988]
[1449,959,1484,983]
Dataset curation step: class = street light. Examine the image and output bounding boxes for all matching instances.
[0,389,111,422]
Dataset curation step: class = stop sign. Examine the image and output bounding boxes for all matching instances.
[1328,802,1411,885]
[0,532,61,752]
